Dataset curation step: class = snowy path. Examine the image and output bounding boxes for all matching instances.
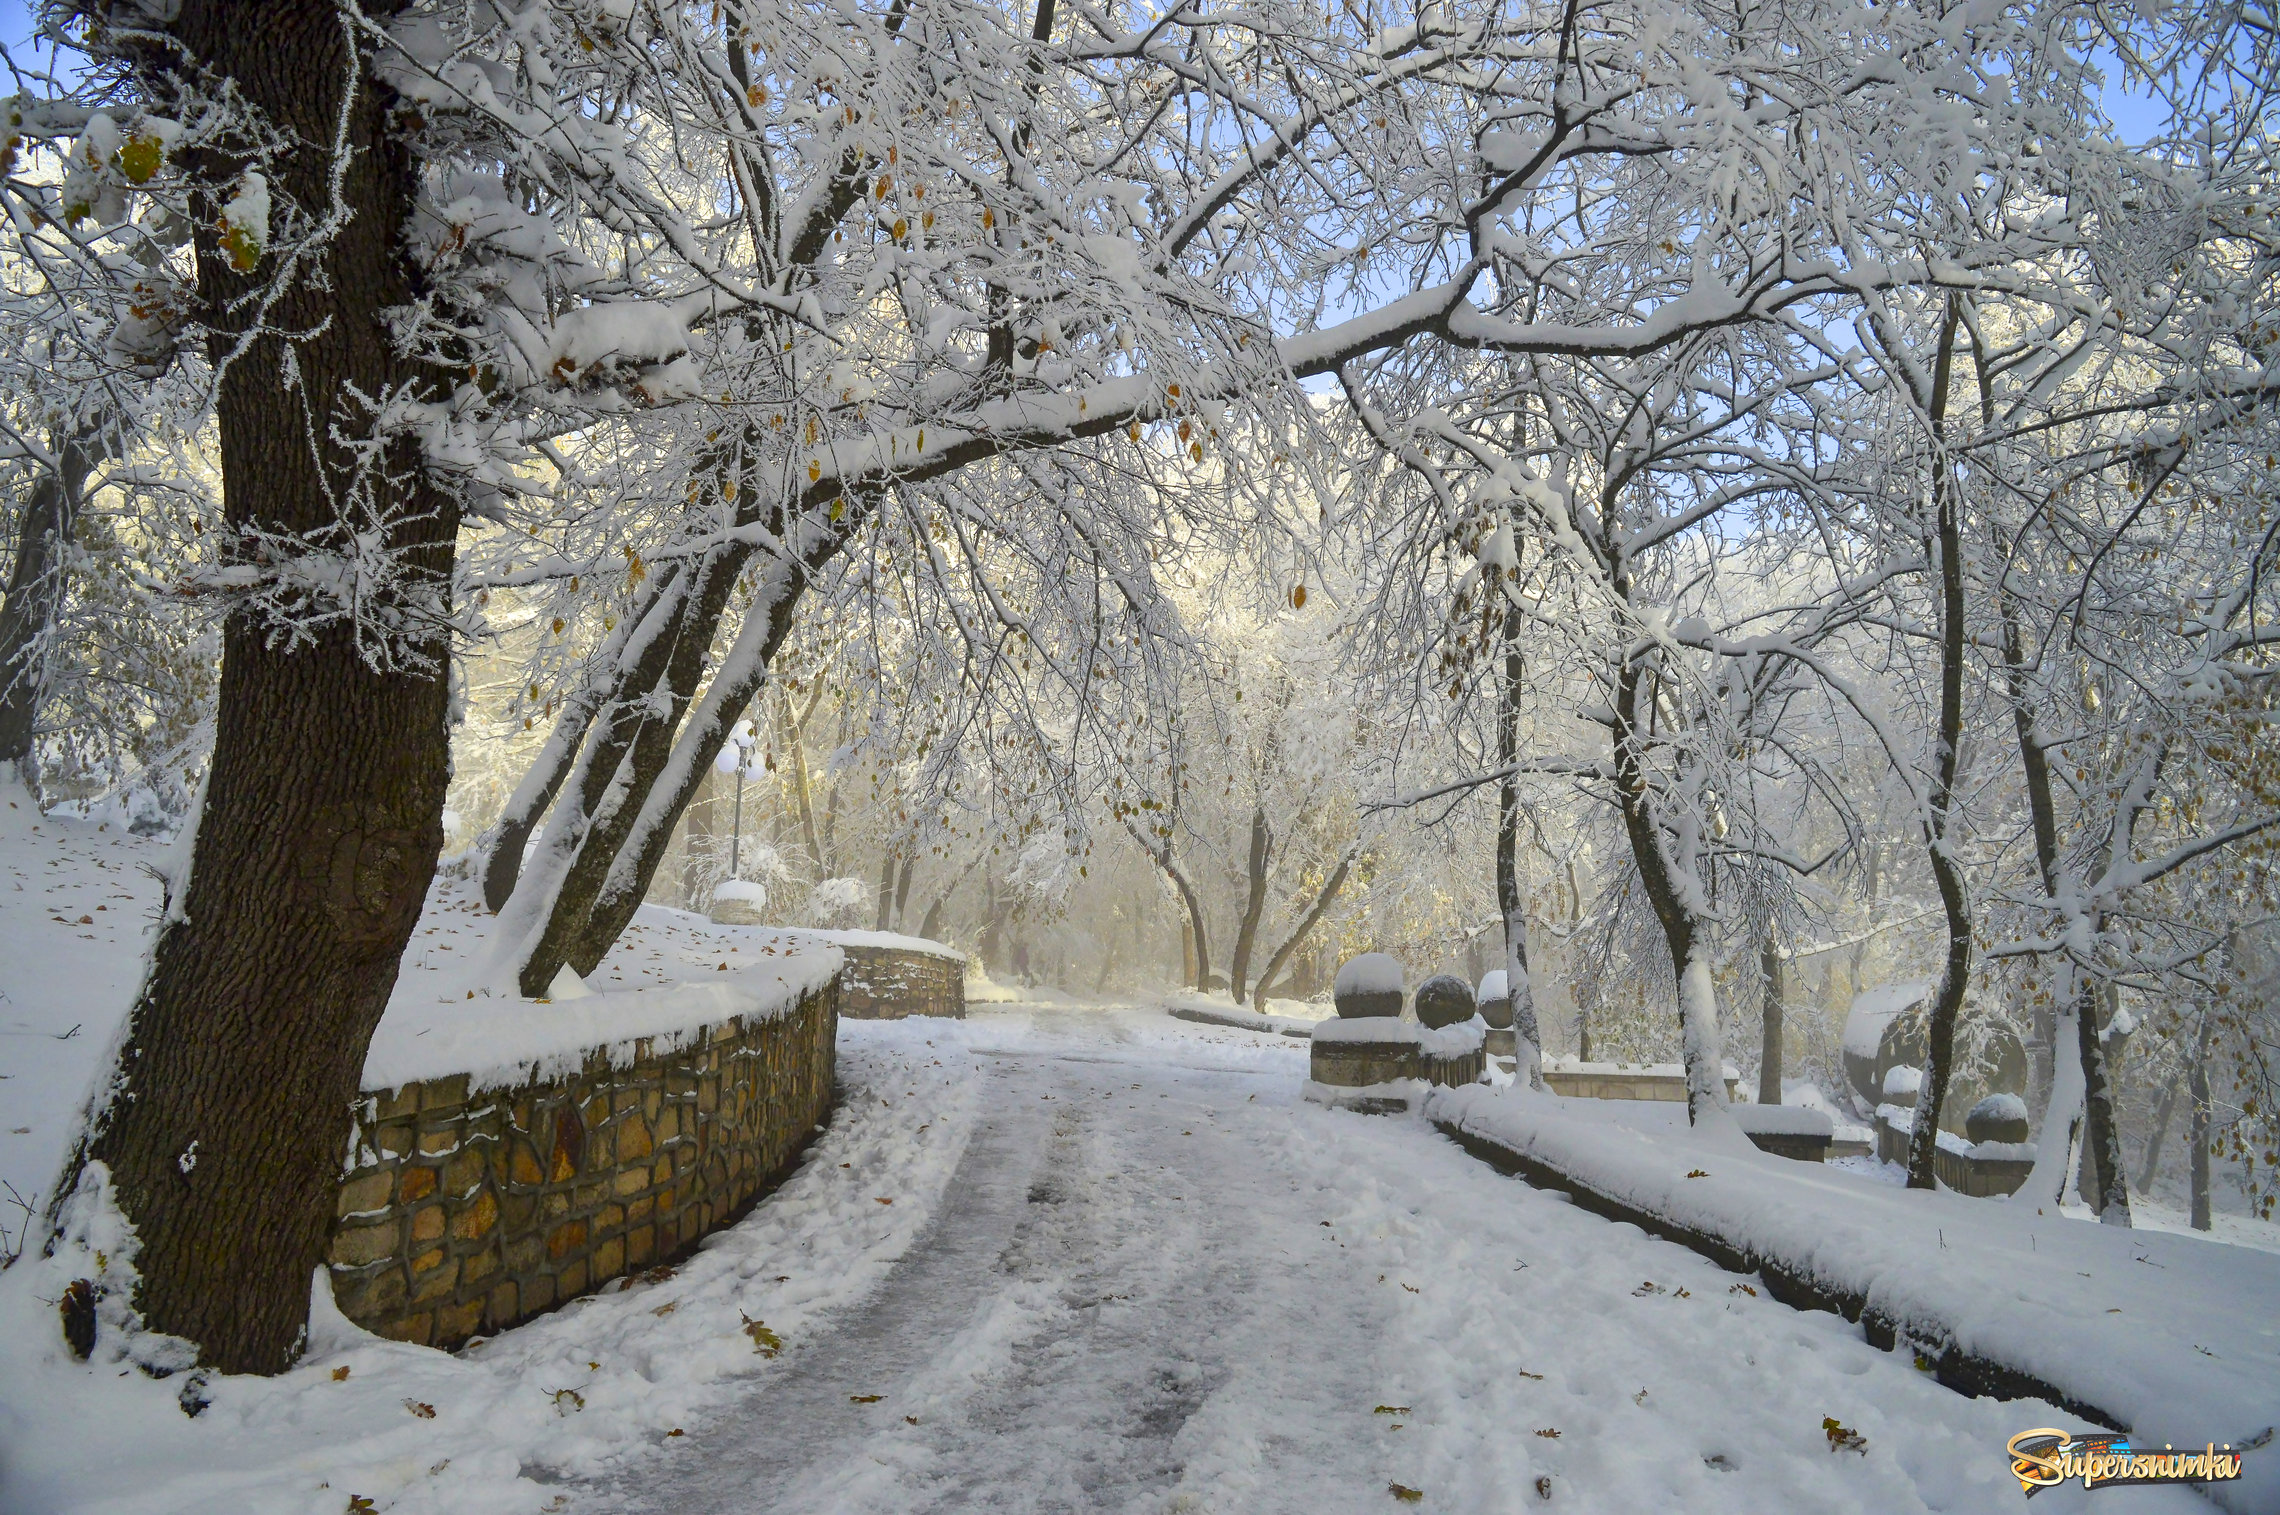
[578,1007,2190,1515]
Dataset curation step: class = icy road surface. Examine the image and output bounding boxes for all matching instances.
[584,1005,2172,1515]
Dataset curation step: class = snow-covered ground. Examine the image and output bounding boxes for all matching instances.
[6,788,2276,1512]
[11,988,2271,1511]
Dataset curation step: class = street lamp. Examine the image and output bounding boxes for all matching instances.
[712,718,763,879]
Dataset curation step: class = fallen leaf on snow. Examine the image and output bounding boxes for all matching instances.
[741,1315,783,1357]
[1822,1416,1867,1454]
[403,1399,435,1419]
[850,1394,884,1404]
[1388,1484,1423,1504]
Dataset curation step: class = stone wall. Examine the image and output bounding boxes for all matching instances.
[328,981,837,1349]
[1541,1063,1740,1103]
[838,943,965,1020]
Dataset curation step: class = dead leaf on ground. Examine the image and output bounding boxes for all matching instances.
[1685,1168,1709,1178]
[403,1399,436,1419]
[1373,1405,1410,1415]
[741,1314,783,1357]
[330,1365,351,1382]
[851,1394,884,1403]
[1389,1484,1424,1504]
[1823,1416,1867,1454]
[1535,1427,1561,1438]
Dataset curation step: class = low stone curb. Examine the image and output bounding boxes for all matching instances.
[1429,1116,2127,1431]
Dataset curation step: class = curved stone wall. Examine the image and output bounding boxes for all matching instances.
[327,980,837,1349]
[836,943,965,1020]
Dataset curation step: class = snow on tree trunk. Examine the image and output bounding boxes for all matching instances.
[1678,955,1731,1127]
[63,0,455,1374]
[2022,1000,2087,1211]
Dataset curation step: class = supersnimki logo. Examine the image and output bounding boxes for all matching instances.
[2006,1428,2248,1496]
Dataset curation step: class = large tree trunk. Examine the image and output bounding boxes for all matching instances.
[64,0,454,1374]
[1905,301,1974,1191]
[1227,806,1271,1001]
[0,430,99,771]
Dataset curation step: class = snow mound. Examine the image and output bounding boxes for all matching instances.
[1729,1104,1833,1137]
[1882,1064,1922,1099]
[1417,1017,1485,1059]
[1333,952,1403,998]
[1474,969,1507,1005]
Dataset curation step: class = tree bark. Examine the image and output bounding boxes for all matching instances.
[480,564,679,911]
[0,429,99,770]
[2188,1011,2213,1231]
[1250,842,1356,1013]
[782,679,827,876]
[1610,657,1724,1123]
[2078,982,2133,1224]
[1757,935,1784,1107]
[1227,806,1271,1001]
[2137,1072,2182,1192]
[1906,300,1974,1191]
[1124,815,1209,990]
[65,0,454,1374]
[891,854,915,932]
[1496,593,1544,1085]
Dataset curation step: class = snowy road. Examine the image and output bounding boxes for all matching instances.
[581,1006,2176,1515]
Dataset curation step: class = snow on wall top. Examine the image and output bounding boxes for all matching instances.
[1474,969,1508,1004]
[363,956,838,1094]
[782,927,968,962]
[369,888,843,1093]
[1417,1017,1485,1059]
[1842,980,1929,1058]
[1728,1103,1834,1137]
[1333,952,1404,998]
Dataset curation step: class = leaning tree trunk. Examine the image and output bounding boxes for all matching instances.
[63,0,456,1375]
[480,564,681,911]
[1227,806,1271,1001]
[0,429,99,771]
[1250,842,1355,1013]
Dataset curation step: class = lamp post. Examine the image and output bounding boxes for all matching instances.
[713,719,761,879]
